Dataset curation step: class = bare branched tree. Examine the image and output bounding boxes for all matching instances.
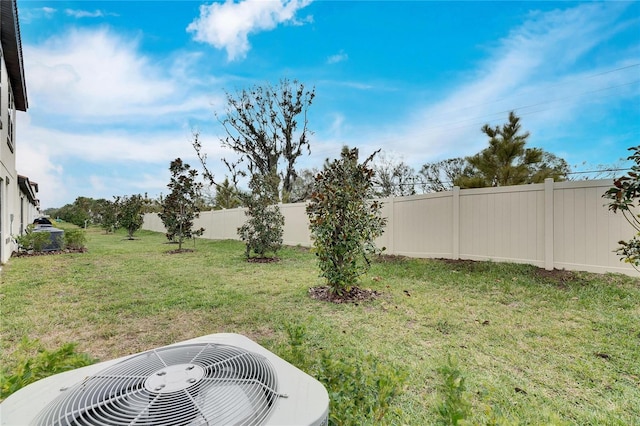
[418,158,468,193]
[195,79,315,202]
[371,152,417,197]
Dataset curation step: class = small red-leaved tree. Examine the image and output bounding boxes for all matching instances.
[603,145,640,269]
[306,147,387,297]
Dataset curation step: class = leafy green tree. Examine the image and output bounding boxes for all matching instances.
[455,112,569,188]
[159,193,179,243]
[49,196,122,228]
[306,147,387,296]
[142,193,163,214]
[53,197,93,227]
[97,199,118,233]
[159,158,205,250]
[238,173,284,259]
[603,145,640,269]
[116,195,145,240]
[193,79,315,202]
[41,207,58,217]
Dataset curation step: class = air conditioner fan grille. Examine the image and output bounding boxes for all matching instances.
[32,343,280,426]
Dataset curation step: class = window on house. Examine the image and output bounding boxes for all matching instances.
[7,89,14,153]
[20,197,24,235]
[0,66,3,130]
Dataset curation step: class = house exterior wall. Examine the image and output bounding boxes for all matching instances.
[17,176,39,235]
[0,45,18,263]
[143,179,639,276]
[0,0,29,264]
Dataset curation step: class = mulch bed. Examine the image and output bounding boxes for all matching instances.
[309,285,381,304]
[166,248,195,254]
[375,254,408,263]
[246,257,280,263]
[533,267,576,282]
[436,257,581,284]
[13,248,87,257]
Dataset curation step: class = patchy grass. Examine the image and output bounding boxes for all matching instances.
[1,226,639,424]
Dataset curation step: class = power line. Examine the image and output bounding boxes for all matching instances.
[566,167,631,175]
[372,168,632,190]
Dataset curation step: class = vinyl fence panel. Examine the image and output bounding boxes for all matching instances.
[458,184,546,267]
[143,179,638,276]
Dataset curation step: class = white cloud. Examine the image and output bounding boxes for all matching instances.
[19,27,235,207]
[320,79,375,91]
[327,50,348,64]
[21,124,211,165]
[20,7,57,23]
[65,9,117,18]
[328,113,345,136]
[88,175,108,193]
[17,116,233,207]
[187,0,313,61]
[367,2,639,165]
[24,28,216,121]
[16,117,67,208]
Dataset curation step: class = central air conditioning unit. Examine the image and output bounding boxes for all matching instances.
[0,333,329,426]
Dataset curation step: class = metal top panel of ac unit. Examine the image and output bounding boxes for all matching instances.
[0,333,329,426]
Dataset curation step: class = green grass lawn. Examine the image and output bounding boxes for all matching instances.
[1,226,639,424]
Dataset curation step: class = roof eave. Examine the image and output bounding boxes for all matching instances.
[1,0,28,111]
[18,175,37,204]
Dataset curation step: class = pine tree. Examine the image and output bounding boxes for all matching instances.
[455,112,568,188]
[214,177,241,209]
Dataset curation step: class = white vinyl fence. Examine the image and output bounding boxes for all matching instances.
[143,179,638,276]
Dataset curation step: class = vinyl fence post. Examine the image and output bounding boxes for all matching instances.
[386,197,395,255]
[453,186,460,260]
[544,178,554,271]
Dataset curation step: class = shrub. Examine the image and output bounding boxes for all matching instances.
[0,338,96,399]
[238,173,284,258]
[306,147,387,295]
[436,355,472,425]
[64,228,87,250]
[34,233,53,252]
[14,225,54,253]
[318,352,407,425]
[603,145,640,269]
[280,322,407,425]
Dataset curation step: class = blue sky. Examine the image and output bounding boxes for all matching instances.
[15,0,640,208]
